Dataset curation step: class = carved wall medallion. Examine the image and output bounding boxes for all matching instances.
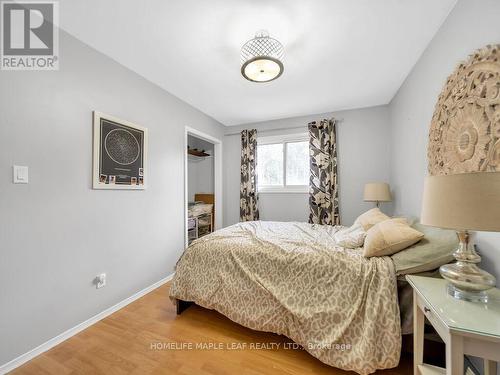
[428,44,500,175]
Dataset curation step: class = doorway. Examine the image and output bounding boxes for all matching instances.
[184,127,222,247]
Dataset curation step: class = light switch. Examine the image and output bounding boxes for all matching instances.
[13,165,29,184]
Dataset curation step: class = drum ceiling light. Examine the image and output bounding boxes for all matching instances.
[241,30,284,83]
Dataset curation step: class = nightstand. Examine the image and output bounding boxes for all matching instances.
[406,275,500,375]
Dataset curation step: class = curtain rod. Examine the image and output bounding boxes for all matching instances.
[224,118,344,136]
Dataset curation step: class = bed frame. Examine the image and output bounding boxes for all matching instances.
[175,299,193,315]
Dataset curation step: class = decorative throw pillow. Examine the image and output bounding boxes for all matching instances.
[363,218,424,257]
[354,208,390,231]
[334,223,367,248]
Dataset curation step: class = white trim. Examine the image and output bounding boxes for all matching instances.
[184,127,223,248]
[0,273,175,375]
[257,132,308,145]
[258,187,308,193]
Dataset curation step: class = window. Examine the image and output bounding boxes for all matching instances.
[257,134,309,193]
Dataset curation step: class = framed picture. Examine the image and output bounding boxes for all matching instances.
[93,111,148,190]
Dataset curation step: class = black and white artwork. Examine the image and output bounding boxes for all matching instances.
[93,111,148,189]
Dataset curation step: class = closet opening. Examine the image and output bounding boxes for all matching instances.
[184,127,222,247]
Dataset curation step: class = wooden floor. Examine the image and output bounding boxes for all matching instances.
[12,283,412,375]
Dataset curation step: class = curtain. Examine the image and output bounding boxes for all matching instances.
[240,129,259,221]
[308,118,340,225]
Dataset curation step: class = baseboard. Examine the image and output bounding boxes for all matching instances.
[0,273,175,374]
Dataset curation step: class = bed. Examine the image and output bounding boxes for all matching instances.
[169,220,456,375]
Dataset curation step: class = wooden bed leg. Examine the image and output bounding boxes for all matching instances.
[176,299,192,315]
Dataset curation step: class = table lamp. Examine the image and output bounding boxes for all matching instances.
[421,172,500,302]
[364,182,392,208]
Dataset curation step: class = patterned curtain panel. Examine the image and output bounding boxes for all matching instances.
[308,119,340,225]
[240,129,260,221]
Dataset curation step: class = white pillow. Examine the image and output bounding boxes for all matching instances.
[334,223,367,249]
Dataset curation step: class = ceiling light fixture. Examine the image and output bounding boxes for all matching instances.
[241,30,284,83]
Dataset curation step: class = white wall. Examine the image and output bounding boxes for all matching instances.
[389,2,500,372]
[224,105,392,227]
[0,31,224,367]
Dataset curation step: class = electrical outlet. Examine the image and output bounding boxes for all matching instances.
[96,273,106,289]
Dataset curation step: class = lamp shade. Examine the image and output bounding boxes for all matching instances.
[364,182,392,202]
[421,172,500,232]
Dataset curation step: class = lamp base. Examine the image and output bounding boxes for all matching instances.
[446,283,488,303]
[439,230,496,303]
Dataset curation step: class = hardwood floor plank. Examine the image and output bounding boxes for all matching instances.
[10,283,411,374]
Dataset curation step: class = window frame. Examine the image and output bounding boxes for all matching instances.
[257,133,309,194]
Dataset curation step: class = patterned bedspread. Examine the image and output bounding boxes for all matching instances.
[169,221,401,374]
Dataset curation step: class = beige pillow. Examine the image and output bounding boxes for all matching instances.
[354,208,390,231]
[363,218,424,257]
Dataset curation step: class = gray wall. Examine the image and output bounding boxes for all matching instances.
[187,136,214,202]
[389,2,500,372]
[224,105,392,227]
[389,0,500,281]
[0,31,224,366]
[188,157,214,201]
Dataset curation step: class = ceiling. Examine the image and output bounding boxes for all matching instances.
[60,0,456,126]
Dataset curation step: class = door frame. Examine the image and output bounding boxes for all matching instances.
[184,126,223,248]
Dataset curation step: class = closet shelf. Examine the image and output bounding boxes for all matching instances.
[188,148,210,157]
